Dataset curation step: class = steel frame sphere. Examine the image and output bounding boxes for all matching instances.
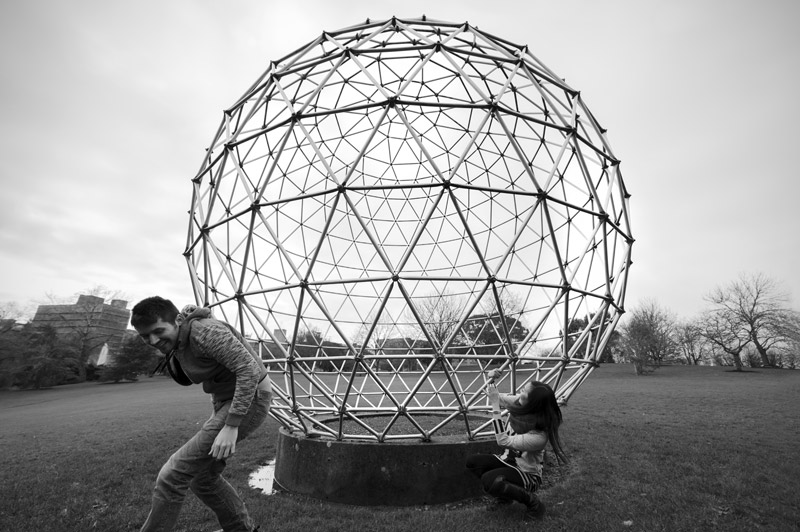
[185,17,633,443]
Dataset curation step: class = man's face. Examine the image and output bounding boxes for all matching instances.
[135,318,180,355]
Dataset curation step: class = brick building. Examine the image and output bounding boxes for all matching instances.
[31,295,131,365]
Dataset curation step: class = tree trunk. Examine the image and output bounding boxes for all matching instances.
[730,351,743,371]
[752,339,772,367]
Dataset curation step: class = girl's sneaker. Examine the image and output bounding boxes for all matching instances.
[484,496,513,511]
[523,495,546,521]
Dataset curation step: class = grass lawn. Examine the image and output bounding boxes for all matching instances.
[1,364,798,531]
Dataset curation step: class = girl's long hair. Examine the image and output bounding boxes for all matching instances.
[506,381,567,464]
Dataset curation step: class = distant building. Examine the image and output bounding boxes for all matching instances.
[30,295,131,365]
[257,328,290,359]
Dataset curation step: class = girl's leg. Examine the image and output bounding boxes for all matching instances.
[478,465,526,494]
[465,453,506,479]
[483,468,545,521]
[466,455,518,508]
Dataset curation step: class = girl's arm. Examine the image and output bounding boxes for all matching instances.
[487,370,514,409]
[498,393,516,409]
[487,370,518,410]
[488,383,547,451]
[488,383,543,451]
[495,426,547,452]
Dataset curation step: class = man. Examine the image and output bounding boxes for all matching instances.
[131,296,272,532]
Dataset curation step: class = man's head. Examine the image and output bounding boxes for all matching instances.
[131,296,182,355]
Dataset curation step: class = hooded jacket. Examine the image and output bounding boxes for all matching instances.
[173,305,269,427]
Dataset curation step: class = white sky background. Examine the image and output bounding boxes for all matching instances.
[0,0,798,320]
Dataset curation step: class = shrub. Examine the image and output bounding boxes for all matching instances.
[98,335,160,383]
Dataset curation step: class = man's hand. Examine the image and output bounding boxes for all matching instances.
[210,425,239,459]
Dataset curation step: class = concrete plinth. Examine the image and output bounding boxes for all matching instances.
[273,426,498,506]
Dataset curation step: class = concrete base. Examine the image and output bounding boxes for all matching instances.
[273,426,498,506]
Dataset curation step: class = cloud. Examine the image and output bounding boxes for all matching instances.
[1,0,799,319]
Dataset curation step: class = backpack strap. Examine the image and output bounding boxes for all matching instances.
[158,317,195,386]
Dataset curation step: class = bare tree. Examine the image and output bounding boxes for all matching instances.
[0,301,24,321]
[705,273,799,367]
[33,285,130,380]
[675,319,709,365]
[565,314,622,363]
[352,308,395,351]
[784,323,800,369]
[404,290,465,355]
[464,289,529,359]
[618,300,678,375]
[352,308,409,371]
[41,285,127,306]
[771,312,800,368]
[699,307,750,371]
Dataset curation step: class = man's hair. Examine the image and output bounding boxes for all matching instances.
[131,296,179,328]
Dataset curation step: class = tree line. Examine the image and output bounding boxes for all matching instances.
[618,273,800,373]
[0,288,160,389]
[0,322,160,388]
[1,272,798,388]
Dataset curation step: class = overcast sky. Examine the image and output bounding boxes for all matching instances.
[1,0,798,320]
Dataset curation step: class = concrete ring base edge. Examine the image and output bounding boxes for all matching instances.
[273,425,498,506]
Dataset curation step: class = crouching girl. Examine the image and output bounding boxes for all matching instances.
[466,371,566,521]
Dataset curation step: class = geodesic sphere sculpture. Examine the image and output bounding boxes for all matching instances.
[185,16,633,442]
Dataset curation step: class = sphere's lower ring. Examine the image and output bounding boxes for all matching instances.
[273,424,498,505]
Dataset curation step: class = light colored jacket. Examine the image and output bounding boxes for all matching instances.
[491,393,547,476]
